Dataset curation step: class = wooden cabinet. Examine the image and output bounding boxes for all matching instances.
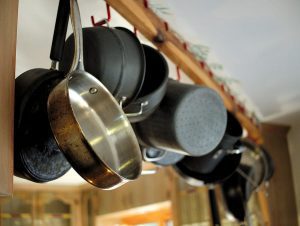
[0,0,19,196]
[0,191,82,226]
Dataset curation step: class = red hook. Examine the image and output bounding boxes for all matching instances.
[208,70,214,78]
[176,66,181,81]
[91,2,111,27]
[143,0,149,8]
[164,21,169,31]
[133,27,137,36]
[199,61,205,69]
[183,42,188,51]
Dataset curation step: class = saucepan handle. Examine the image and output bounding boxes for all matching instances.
[119,97,148,118]
[142,148,166,162]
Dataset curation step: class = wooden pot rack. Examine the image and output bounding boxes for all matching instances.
[105,0,263,144]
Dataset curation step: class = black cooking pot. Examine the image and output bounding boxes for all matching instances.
[134,79,227,157]
[59,26,145,106]
[14,0,70,182]
[124,45,168,122]
[174,153,242,185]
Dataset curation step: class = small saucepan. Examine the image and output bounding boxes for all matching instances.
[124,45,169,122]
[47,0,142,189]
[134,79,227,157]
[60,25,145,107]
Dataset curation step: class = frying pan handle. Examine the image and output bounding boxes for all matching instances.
[208,186,221,226]
[50,0,70,68]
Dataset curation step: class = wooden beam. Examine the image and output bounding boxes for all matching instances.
[106,0,263,144]
[257,186,271,226]
[0,0,19,196]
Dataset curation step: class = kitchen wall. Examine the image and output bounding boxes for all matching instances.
[288,122,300,225]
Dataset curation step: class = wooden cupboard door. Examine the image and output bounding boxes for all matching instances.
[0,0,19,196]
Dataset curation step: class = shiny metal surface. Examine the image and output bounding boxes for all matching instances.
[47,0,142,189]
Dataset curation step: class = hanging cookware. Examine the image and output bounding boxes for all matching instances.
[220,142,274,223]
[178,111,243,175]
[142,146,184,166]
[14,0,71,182]
[232,139,274,201]
[59,25,145,107]
[221,172,246,222]
[124,44,169,122]
[208,186,222,226]
[174,151,242,186]
[47,0,142,190]
[134,79,227,157]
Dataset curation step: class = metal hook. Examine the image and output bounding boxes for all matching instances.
[91,2,111,27]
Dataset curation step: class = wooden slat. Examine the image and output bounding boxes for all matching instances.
[105,0,263,144]
[257,187,271,226]
[0,0,19,196]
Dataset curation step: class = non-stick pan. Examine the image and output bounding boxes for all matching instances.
[14,0,70,182]
[59,26,145,107]
[48,0,142,189]
[124,45,168,122]
[174,151,242,185]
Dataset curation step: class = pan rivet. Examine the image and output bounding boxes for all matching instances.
[89,87,98,94]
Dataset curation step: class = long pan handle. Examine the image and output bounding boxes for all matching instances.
[208,186,221,226]
[50,0,70,64]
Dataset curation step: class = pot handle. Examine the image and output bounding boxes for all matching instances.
[119,97,148,118]
[69,0,84,73]
[142,148,166,162]
[50,0,70,69]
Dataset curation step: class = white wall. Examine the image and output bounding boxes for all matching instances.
[288,122,300,225]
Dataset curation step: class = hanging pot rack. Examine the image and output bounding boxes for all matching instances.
[104,0,263,144]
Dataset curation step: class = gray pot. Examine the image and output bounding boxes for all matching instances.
[134,79,228,157]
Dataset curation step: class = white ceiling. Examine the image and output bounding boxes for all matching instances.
[15,0,300,185]
[162,0,300,122]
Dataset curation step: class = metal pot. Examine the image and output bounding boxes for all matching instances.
[14,0,71,182]
[47,0,142,189]
[134,79,228,157]
[59,26,145,107]
[124,45,168,122]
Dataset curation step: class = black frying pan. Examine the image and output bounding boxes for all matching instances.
[175,152,242,185]
[14,0,70,182]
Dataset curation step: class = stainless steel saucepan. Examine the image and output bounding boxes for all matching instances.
[47,0,142,189]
